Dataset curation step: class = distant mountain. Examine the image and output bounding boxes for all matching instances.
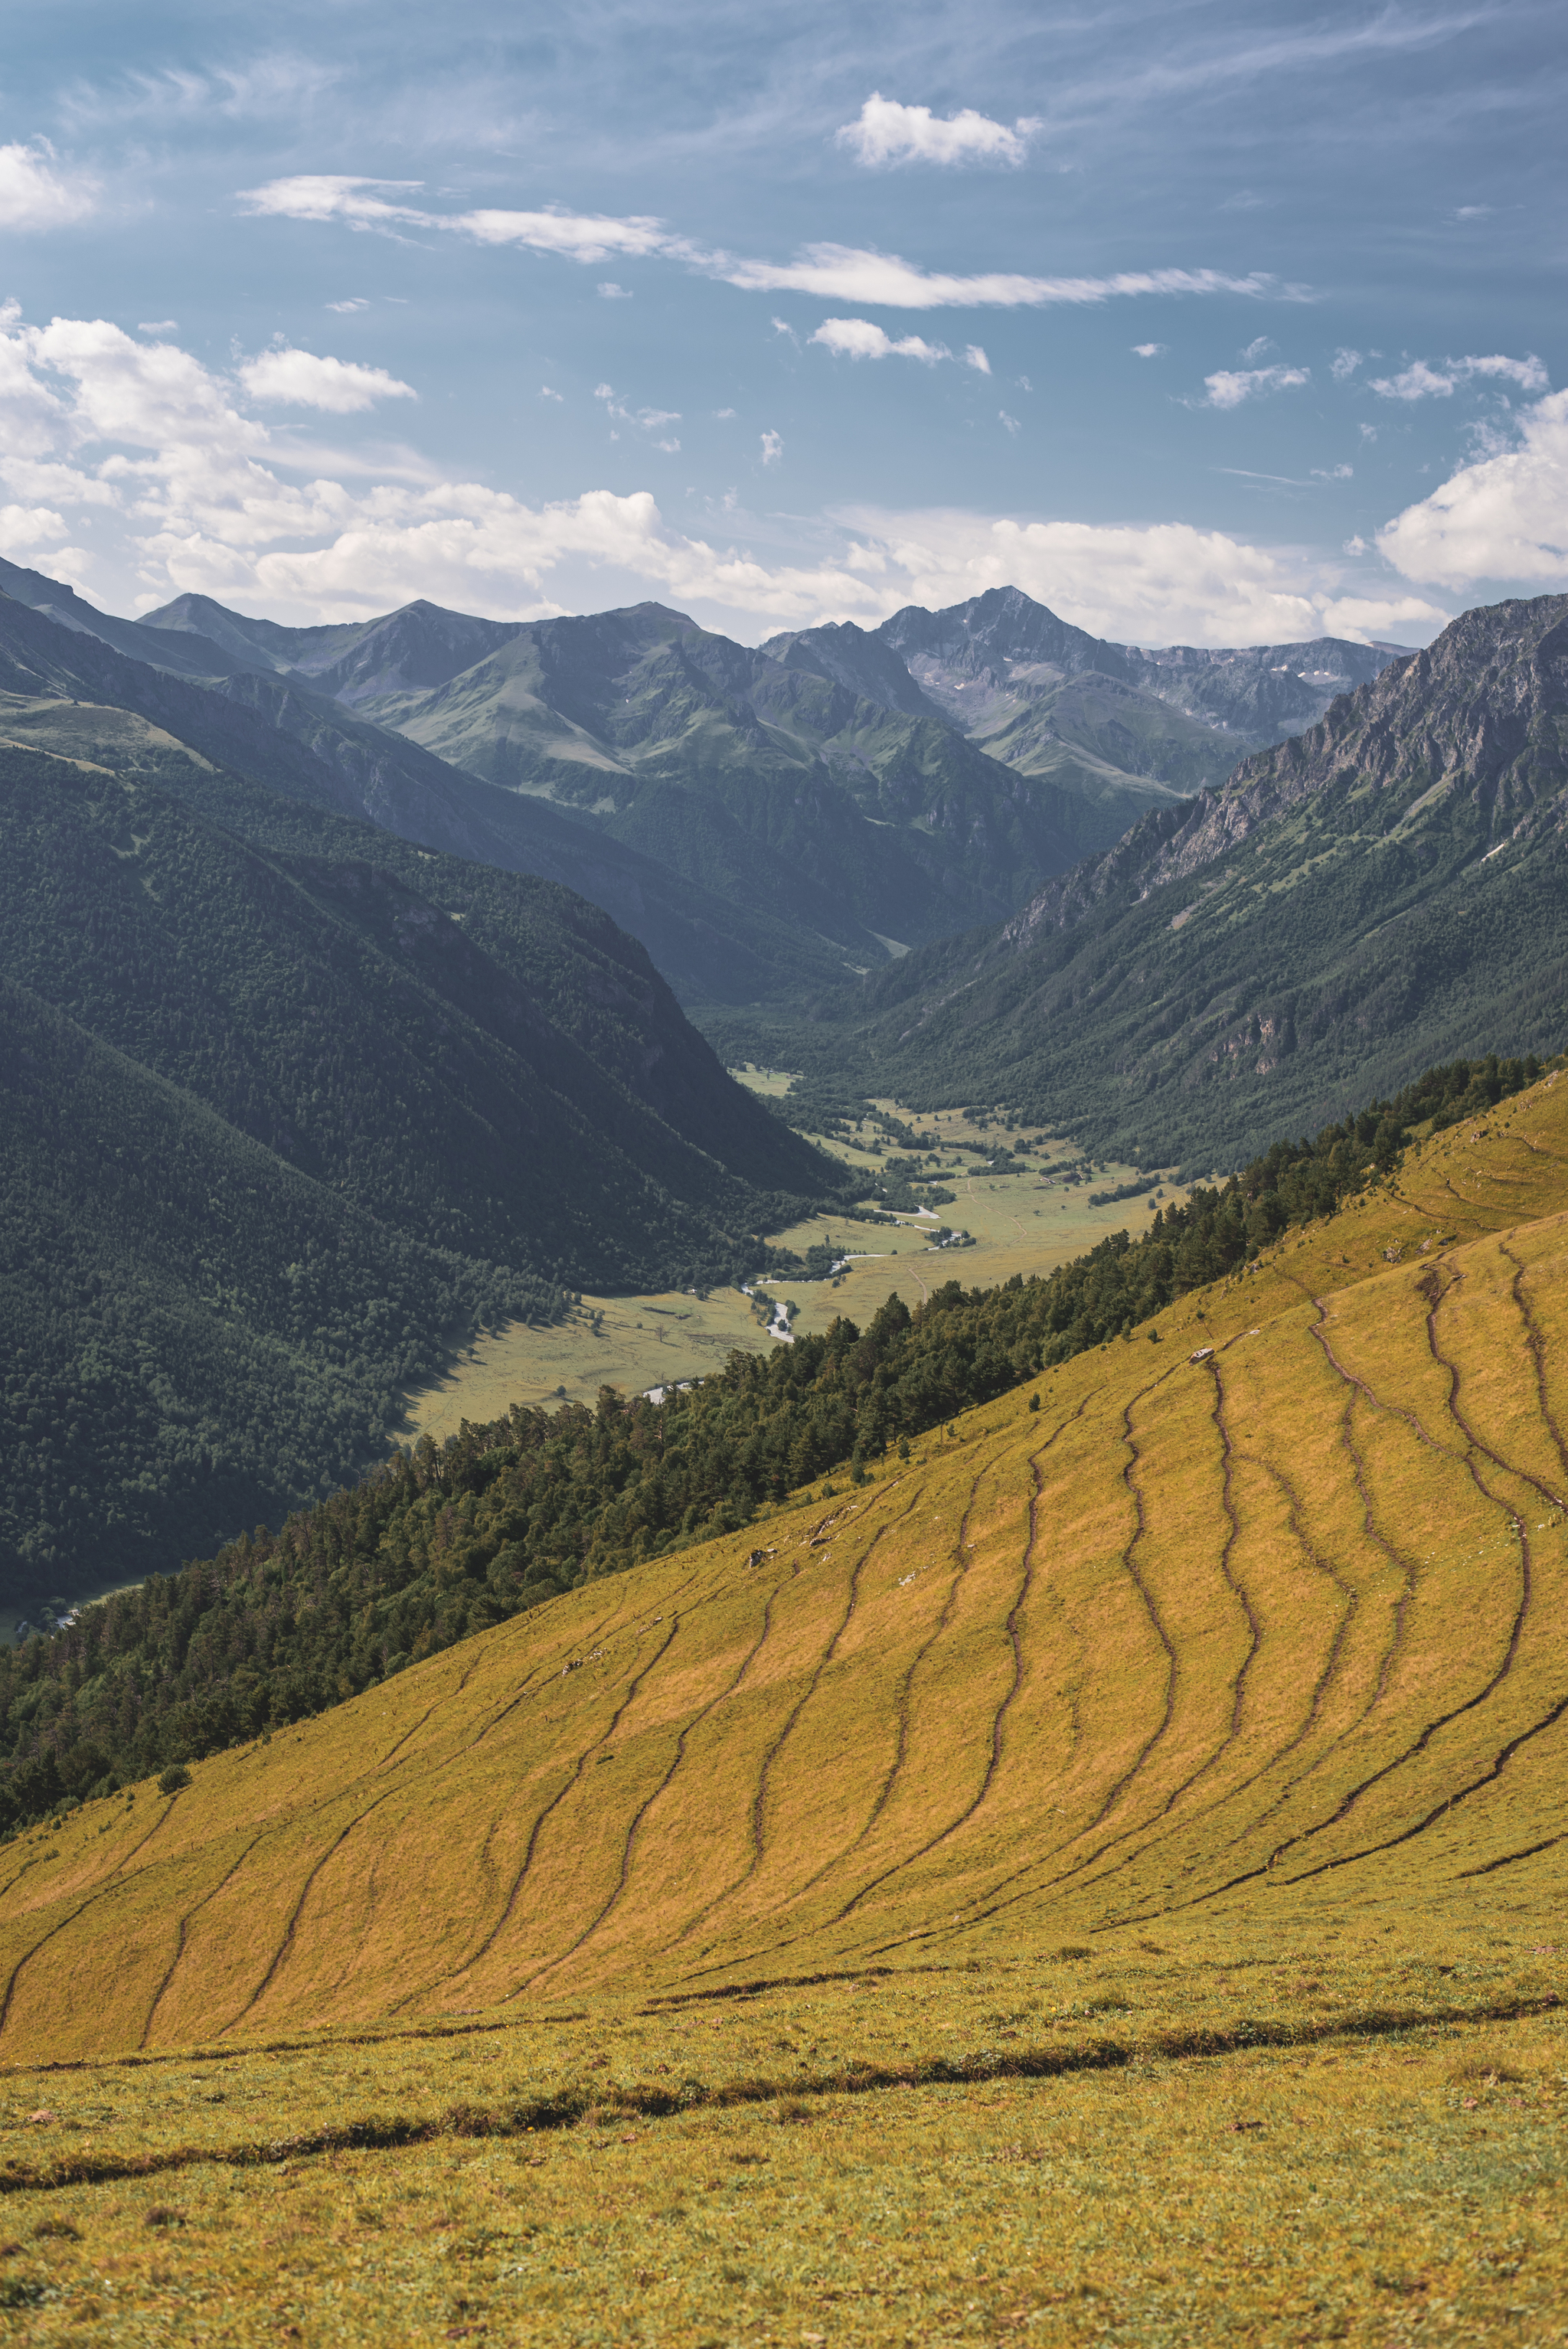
[0,575,847,1005]
[771,584,1403,815]
[0,739,836,1615]
[0,560,1413,1009]
[142,597,1099,950]
[749,595,1568,1171]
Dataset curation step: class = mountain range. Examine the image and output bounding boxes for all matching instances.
[1,556,1400,1000]
[756,593,1568,1171]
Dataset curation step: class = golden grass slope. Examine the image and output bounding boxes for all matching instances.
[5,1075,1568,2066]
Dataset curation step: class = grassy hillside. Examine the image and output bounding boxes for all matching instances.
[6,1051,1528,1818]
[1,1067,1566,2341]
[5,1059,1566,2051]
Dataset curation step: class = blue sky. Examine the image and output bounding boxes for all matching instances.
[1,0,1563,645]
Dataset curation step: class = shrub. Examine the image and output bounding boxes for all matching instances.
[157,1764,191,1796]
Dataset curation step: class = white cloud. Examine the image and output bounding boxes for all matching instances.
[1201,363,1310,409]
[1331,347,1362,381]
[964,346,991,376]
[0,305,1453,654]
[597,281,632,299]
[714,407,736,419]
[829,505,1446,646]
[835,92,1040,169]
[999,411,1021,436]
[239,347,417,413]
[238,175,429,230]
[1312,463,1354,481]
[717,250,1284,312]
[1379,387,1568,588]
[325,298,369,314]
[540,386,563,402]
[0,502,69,556]
[809,319,952,364]
[1370,352,1549,401]
[1132,342,1165,358]
[593,383,681,446]
[458,208,671,263]
[137,319,179,335]
[0,140,95,230]
[241,177,1292,316]
[1240,335,1276,363]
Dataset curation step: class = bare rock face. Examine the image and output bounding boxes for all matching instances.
[1001,593,1568,952]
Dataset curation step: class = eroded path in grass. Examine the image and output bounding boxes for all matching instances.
[6,1078,1568,2060]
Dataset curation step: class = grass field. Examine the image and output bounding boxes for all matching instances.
[4,1073,1566,2342]
[403,1089,1177,1435]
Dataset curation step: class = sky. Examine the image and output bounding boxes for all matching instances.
[0,0,1563,649]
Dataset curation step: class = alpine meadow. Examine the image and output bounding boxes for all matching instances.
[5,1,1568,2341]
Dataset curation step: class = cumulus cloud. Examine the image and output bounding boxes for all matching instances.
[1132,343,1164,358]
[597,281,632,299]
[1370,352,1549,401]
[835,93,1040,169]
[0,502,69,555]
[1379,387,1568,587]
[1202,363,1310,409]
[0,140,95,230]
[809,318,977,366]
[0,305,1452,650]
[239,347,416,413]
[1331,347,1363,381]
[830,505,1446,646]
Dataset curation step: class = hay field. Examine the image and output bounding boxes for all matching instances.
[3,1073,1566,2341]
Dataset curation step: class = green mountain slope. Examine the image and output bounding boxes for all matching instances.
[302,600,1096,948]
[0,972,534,1622]
[0,582,848,1005]
[0,741,838,1613]
[733,595,1568,1171]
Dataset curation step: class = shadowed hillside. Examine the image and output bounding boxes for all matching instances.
[3,1068,1566,2064]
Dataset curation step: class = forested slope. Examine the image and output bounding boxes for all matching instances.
[0,580,851,1005]
[0,741,838,1617]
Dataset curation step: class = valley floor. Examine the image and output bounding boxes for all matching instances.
[403,1095,1171,1435]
